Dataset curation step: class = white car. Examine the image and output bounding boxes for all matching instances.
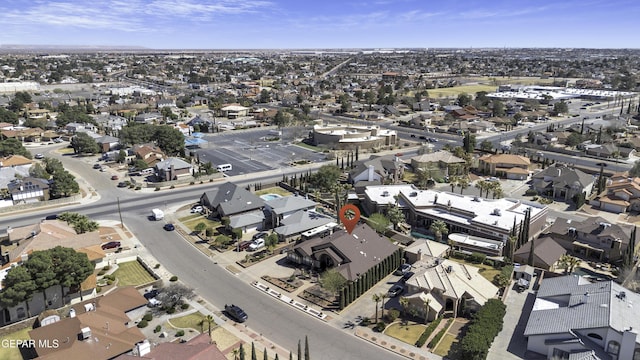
[191,206,203,213]
[34,153,44,159]
[248,238,265,251]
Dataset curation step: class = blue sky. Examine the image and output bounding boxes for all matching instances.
[0,0,638,49]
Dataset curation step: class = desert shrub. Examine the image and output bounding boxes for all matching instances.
[373,321,386,332]
[169,276,178,282]
[386,308,400,322]
[154,325,162,333]
[143,313,153,321]
[155,186,161,191]
[175,330,185,337]
[154,264,161,269]
[428,319,452,348]
[180,303,189,310]
[524,189,538,196]
[469,252,486,264]
[170,185,175,189]
[137,320,148,328]
[415,317,443,347]
[166,307,176,314]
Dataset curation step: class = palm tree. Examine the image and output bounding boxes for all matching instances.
[232,348,240,360]
[559,255,581,274]
[372,293,381,323]
[449,176,459,192]
[205,314,214,337]
[399,297,410,319]
[430,220,449,243]
[457,176,470,194]
[475,180,486,197]
[380,293,388,320]
[492,183,504,199]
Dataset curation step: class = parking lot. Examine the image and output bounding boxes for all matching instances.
[195,129,327,176]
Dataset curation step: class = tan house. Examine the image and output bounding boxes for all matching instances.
[132,144,166,167]
[410,150,467,178]
[478,154,530,177]
[591,172,640,213]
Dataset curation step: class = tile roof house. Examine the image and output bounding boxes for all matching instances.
[531,164,595,202]
[199,182,264,218]
[403,259,499,320]
[132,144,166,167]
[29,286,147,360]
[286,224,400,281]
[524,276,640,360]
[591,172,640,213]
[115,333,226,360]
[348,155,404,185]
[513,236,566,270]
[478,154,530,177]
[544,216,636,262]
[155,157,193,181]
[410,150,467,178]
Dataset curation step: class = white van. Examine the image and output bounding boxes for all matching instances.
[140,168,154,176]
[216,164,232,172]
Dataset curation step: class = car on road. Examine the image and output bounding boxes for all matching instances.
[388,284,404,298]
[45,214,58,220]
[53,138,63,143]
[224,304,248,322]
[163,223,175,231]
[143,289,159,300]
[111,175,119,180]
[190,206,203,213]
[34,153,44,159]
[394,263,412,276]
[101,241,121,250]
[117,182,128,188]
[93,163,102,169]
[428,137,438,142]
[410,134,416,138]
[419,136,427,140]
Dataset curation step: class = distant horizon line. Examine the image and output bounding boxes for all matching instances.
[1,45,639,52]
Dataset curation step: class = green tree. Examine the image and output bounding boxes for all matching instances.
[309,165,341,192]
[319,268,346,295]
[399,297,409,318]
[50,246,94,299]
[430,220,449,243]
[463,132,476,153]
[0,266,36,317]
[251,342,257,360]
[153,126,184,156]
[368,213,390,233]
[24,250,58,308]
[116,149,127,163]
[304,335,310,360]
[457,93,471,107]
[265,233,279,252]
[553,101,568,114]
[480,140,493,152]
[0,107,19,125]
[457,176,470,194]
[29,163,50,179]
[194,222,207,235]
[0,138,32,158]
[50,170,80,198]
[565,133,583,148]
[372,293,382,323]
[387,205,405,230]
[70,132,100,155]
[491,100,506,117]
[259,89,271,103]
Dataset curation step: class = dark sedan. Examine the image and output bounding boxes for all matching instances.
[224,304,248,322]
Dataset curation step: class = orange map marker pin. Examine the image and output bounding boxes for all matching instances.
[339,204,361,234]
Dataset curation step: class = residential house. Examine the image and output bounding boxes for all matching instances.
[7,177,50,204]
[478,154,530,178]
[544,216,636,262]
[156,98,176,109]
[524,276,640,359]
[132,144,165,168]
[95,135,120,153]
[199,182,264,218]
[364,184,548,242]
[591,172,640,213]
[155,157,193,181]
[28,286,147,360]
[403,259,499,320]
[349,155,404,185]
[531,164,595,202]
[409,150,467,178]
[286,224,400,281]
[402,239,449,264]
[512,236,566,271]
[448,233,504,257]
[91,114,127,132]
[264,195,317,227]
[220,105,250,119]
[65,122,97,134]
[115,333,227,360]
[274,210,336,242]
[134,112,162,124]
[586,143,630,159]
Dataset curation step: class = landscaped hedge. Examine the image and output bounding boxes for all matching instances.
[428,319,453,348]
[458,299,506,359]
[415,317,443,347]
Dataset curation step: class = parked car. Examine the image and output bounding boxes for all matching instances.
[224,304,248,322]
[248,238,265,251]
[53,138,63,143]
[419,136,427,140]
[238,240,253,251]
[101,241,121,250]
[410,134,416,138]
[93,163,102,169]
[400,271,415,282]
[143,289,159,300]
[163,223,175,231]
[394,263,412,276]
[252,232,269,241]
[117,182,128,188]
[190,205,203,213]
[111,175,119,180]
[34,153,44,159]
[148,298,161,307]
[45,214,58,220]
[388,284,404,298]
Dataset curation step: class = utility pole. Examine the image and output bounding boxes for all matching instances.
[117,197,124,229]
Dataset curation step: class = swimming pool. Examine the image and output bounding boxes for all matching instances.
[260,194,282,201]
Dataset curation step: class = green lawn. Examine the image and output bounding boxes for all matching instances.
[434,333,457,356]
[0,327,31,360]
[167,311,208,330]
[180,217,221,232]
[294,142,323,152]
[384,322,426,345]
[448,258,501,283]
[113,261,156,286]
[430,85,497,98]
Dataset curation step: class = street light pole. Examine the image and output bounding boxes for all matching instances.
[117,197,123,229]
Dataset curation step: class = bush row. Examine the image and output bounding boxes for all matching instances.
[415,317,442,347]
[428,319,453,348]
[459,299,506,360]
